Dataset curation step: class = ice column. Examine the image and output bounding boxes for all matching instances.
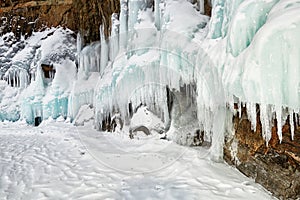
[128,0,139,32]
[119,0,128,50]
[35,65,45,94]
[19,69,29,89]
[77,32,82,66]
[210,106,226,161]
[289,109,295,140]
[109,13,120,62]
[199,0,205,14]
[260,104,272,144]
[207,0,225,39]
[127,0,144,49]
[100,25,109,74]
[154,0,161,30]
[275,105,282,142]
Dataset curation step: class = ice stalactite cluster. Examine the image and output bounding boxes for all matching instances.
[88,0,225,157]
[68,14,119,120]
[3,67,30,88]
[86,0,300,159]
[206,0,300,144]
[51,0,300,160]
[0,80,20,121]
[0,28,76,123]
[70,0,207,133]
[68,0,208,132]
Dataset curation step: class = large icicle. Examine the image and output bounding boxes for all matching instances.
[119,0,128,50]
[109,13,120,62]
[154,0,161,30]
[275,105,282,142]
[199,0,205,14]
[77,32,82,64]
[100,25,109,74]
[289,109,295,140]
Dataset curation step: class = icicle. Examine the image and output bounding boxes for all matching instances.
[238,102,242,118]
[77,32,82,66]
[19,69,24,88]
[210,106,225,161]
[109,13,120,61]
[199,0,205,14]
[13,70,16,87]
[289,109,295,140]
[154,0,161,30]
[96,45,101,72]
[26,72,29,87]
[127,0,140,33]
[91,50,96,72]
[246,102,257,131]
[100,25,109,74]
[119,0,128,50]
[275,105,282,142]
[8,72,11,86]
[260,104,272,144]
[16,71,19,87]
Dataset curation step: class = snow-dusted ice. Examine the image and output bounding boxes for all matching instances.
[0,121,275,200]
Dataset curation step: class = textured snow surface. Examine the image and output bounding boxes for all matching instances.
[0,121,275,200]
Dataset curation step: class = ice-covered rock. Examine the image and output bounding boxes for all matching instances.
[0,0,299,161]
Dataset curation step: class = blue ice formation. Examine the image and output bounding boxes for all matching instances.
[0,0,299,160]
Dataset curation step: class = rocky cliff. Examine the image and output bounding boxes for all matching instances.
[0,0,120,43]
[224,105,300,199]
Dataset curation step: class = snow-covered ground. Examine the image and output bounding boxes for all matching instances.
[0,121,275,200]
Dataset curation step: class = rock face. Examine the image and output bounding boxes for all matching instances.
[0,0,120,42]
[224,105,300,199]
[75,0,119,43]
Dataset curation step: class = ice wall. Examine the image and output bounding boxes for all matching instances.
[207,0,300,143]
[227,0,279,56]
[0,28,76,124]
[20,59,76,124]
[0,80,20,121]
[89,0,224,157]
[89,0,300,159]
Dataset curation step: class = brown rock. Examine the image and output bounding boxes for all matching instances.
[0,0,120,42]
[224,104,300,199]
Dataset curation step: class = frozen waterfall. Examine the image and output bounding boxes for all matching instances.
[0,0,299,160]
